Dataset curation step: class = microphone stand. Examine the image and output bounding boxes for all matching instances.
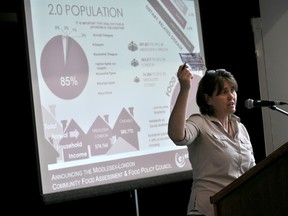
[269,105,288,116]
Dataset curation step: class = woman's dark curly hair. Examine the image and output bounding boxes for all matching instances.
[196,69,238,115]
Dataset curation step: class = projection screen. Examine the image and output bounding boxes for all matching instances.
[22,0,206,204]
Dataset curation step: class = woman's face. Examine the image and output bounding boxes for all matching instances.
[206,81,237,118]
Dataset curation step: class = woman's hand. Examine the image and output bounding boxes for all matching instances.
[177,63,193,90]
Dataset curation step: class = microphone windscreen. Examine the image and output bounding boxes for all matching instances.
[245,99,253,109]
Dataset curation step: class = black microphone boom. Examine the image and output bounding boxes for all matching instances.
[245,98,287,109]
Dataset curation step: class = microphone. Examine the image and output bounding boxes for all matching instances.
[245,98,287,109]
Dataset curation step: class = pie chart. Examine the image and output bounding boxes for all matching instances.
[40,35,89,100]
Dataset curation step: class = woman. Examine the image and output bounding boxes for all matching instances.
[168,65,256,216]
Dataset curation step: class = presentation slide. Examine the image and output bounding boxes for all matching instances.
[23,0,205,202]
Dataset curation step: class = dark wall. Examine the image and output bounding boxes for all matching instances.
[2,0,265,215]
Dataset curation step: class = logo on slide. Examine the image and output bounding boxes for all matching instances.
[175,152,186,168]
